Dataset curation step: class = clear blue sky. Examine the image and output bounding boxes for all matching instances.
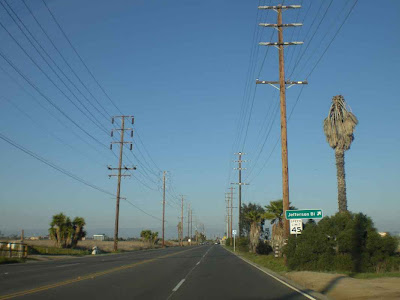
[0,0,399,238]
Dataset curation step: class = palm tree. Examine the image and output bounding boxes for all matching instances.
[323,95,358,213]
[71,217,86,248]
[49,213,68,248]
[265,200,295,245]
[243,203,265,253]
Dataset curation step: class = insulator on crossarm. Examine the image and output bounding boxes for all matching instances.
[131,130,133,137]
[111,130,113,137]
[130,144,133,151]
[112,117,114,124]
[131,117,134,124]
[110,144,112,150]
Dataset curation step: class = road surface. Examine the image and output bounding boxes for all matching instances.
[0,245,312,299]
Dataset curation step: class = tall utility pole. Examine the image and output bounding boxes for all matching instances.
[180,195,184,246]
[231,152,248,237]
[109,116,135,252]
[162,171,166,247]
[256,4,307,239]
[229,187,234,239]
[190,209,193,243]
[225,192,230,238]
[187,203,190,242]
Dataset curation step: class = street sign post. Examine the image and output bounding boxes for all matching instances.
[285,209,323,220]
[232,230,237,252]
[290,219,303,235]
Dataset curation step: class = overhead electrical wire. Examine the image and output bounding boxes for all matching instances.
[0,8,110,135]
[0,49,110,150]
[3,0,111,123]
[40,0,122,115]
[21,0,111,118]
[0,132,115,196]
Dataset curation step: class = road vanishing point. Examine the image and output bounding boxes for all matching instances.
[0,245,314,299]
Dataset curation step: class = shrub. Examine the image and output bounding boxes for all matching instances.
[225,238,231,247]
[256,241,272,255]
[285,212,399,273]
[237,237,249,252]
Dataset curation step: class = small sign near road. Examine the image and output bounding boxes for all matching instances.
[290,219,303,235]
[232,230,237,236]
[285,209,323,220]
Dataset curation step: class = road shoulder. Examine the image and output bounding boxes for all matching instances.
[222,246,329,300]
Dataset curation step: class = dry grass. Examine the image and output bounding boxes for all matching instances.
[19,239,190,253]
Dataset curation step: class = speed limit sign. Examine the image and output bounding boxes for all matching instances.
[290,219,303,234]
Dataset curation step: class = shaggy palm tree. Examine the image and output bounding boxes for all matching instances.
[49,213,68,248]
[243,204,265,253]
[265,200,296,245]
[323,95,358,213]
[71,217,86,248]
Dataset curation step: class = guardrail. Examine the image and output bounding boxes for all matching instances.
[0,242,28,258]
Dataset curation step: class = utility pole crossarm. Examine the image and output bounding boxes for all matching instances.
[258,5,301,10]
[256,80,308,85]
[259,23,302,27]
[259,42,303,46]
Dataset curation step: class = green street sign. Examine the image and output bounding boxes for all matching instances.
[285,209,323,220]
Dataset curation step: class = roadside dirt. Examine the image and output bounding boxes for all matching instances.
[285,271,400,300]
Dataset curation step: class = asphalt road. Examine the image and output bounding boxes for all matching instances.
[0,245,312,299]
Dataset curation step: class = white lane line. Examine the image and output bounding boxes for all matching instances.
[56,263,81,268]
[167,245,212,299]
[229,250,316,300]
[172,279,185,292]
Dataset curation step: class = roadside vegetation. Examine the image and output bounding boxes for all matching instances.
[224,199,400,279]
[0,257,25,264]
[140,230,159,247]
[49,213,86,248]
[285,212,400,274]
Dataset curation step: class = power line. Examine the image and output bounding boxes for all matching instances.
[0,49,110,150]
[3,0,111,123]
[0,9,109,135]
[0,132,114,196]
[21,0,112,118]
[41,0,123,115]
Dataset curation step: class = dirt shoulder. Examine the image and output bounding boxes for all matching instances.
[224,246,400,300]
[285,271,400,300]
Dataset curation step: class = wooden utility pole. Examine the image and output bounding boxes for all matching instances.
[187,203,190,243]
[190,209,193,244]
[257,4,307,239]
[109,116,135,252]
[231,152,247,237]
[229,187,234,240]
[180,195,184,246]
[162,171,166,247]
[225,192,230,238]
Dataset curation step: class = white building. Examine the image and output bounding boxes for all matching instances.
[93,234,105,241]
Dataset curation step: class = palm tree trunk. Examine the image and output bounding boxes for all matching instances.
[249,222,260,253]
[335,149,347,212]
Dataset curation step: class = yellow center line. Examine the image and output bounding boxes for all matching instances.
[0,246,201,300]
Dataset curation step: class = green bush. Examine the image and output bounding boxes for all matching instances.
[285,212,399,273]
[237,237,249,252]
[256,241,272,255]
[28,246,89,256]
[225,238,231,247]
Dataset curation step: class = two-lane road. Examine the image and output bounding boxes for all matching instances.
[0,245,313,299]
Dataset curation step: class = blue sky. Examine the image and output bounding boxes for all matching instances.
[0,0,399,238]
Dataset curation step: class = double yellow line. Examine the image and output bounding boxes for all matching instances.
[0,247,199,299]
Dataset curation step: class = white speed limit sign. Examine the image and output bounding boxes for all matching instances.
[290,219,303,234]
